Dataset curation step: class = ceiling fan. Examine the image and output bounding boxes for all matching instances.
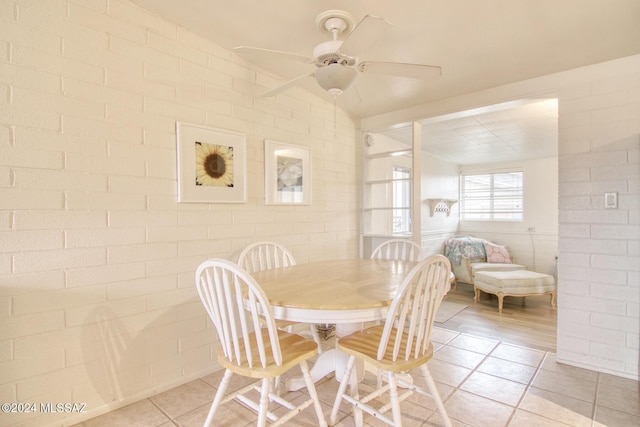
[233,10,442,100]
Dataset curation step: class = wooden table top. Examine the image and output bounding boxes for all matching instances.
[251,258,417,312]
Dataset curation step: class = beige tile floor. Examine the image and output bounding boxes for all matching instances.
[75,327,639,427]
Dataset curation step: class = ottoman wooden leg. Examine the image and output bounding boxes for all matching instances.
[474,286,480,302]
[550,292,556,309]
[498,293,504,313]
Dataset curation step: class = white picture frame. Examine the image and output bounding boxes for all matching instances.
[176,122,246,203]
[264,140,311,205]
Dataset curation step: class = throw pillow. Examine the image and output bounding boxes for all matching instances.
[483,242,513,263]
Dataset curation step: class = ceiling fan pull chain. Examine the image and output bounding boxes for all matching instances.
[333,94,337,138]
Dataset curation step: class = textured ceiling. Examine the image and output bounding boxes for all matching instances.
[378,98,558,164]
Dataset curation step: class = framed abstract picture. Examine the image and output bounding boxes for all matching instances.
[264,140,311,205]
[176,122,246,203]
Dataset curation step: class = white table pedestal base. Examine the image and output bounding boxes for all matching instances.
[285,322,365,391]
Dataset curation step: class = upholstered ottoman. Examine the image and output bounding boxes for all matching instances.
[474,270,556,313]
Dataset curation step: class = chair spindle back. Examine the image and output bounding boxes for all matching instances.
[377,254,451,362]
[195,259,282,368]
[371,239,422,262]
[238,241,296,273]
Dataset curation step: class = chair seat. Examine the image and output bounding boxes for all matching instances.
[337,325,434,372]
[217,329,318,378]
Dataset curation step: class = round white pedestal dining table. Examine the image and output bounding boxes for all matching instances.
[251,258,430,390]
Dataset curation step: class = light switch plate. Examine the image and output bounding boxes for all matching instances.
[604,192,618,209]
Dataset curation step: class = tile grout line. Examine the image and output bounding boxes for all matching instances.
[147,397,179,427]
[467,339,518,427]
[434,333,502,425]
[482,340,523,427]
[429,329,468,425]
[590,371,601,427]
[504,350,551,426]
[442,337,556,427]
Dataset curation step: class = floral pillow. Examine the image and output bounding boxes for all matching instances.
[483,242,513,264]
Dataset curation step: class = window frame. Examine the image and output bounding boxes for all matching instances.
[460,170,524,221]
[392,165,412,233]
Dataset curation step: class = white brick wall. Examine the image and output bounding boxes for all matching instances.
[558,58,640,380]
[0,1,359,425]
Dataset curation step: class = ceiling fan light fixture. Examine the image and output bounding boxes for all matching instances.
[235,9,442,103]
[314,63,357,96]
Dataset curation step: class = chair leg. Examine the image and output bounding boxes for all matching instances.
[419,364,452,427]
[387,371,403,427]
[204,369,232,427]
[300,360,328,427]
[257,377,270,427]
[329,355,356,426]
[272,374,282,396]
[349,361,363,427]
[310,324,324,354]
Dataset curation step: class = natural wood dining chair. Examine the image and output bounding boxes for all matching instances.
[195,259,327,427]
[370,239,423,262]
[239,241,323,352]
[328,254,453,427]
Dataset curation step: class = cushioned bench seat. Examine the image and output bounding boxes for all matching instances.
[474,270,556,313]
[471,262,527,277]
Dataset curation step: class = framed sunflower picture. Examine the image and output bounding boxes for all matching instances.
[264,140,311,205]
[176,122,247,203]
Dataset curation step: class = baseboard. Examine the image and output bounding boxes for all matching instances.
[555,356,639,381]
[55,365,221,427]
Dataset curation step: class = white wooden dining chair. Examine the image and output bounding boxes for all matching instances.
[195,259,327,427]
[370,239,423,262]
[238,240,297,272]
[238,241,323,353]
[328,254,453,427]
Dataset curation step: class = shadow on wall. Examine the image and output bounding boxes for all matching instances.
[83,307,137,403]
[81,300,214,408]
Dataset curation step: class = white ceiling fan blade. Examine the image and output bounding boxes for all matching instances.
[261,72,315,97]
[233,46,313,64]
[359,61,442,79]
[339,15,391,56]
